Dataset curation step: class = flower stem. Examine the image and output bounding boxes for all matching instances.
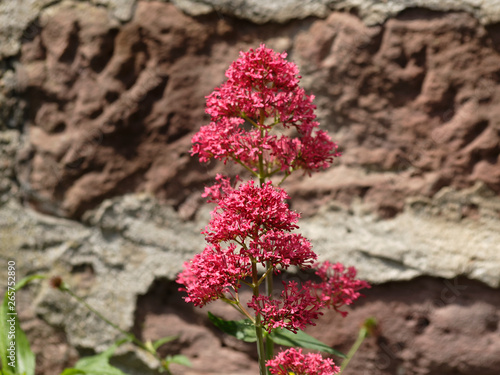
[277,172,290,186]
[255,119,275,369]
[265,333,274,363]
[265,261,273,297]
[233,157,259,178]
[255,318,267,375]
[339,318,374,373]
[229,299,256,324]
[252,261,268,375]
[257,264,274,287]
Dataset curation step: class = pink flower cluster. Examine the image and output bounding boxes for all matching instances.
[308,261,371,317]
[176,243,251,307]
[249,281,322,334]
[177,176,317,307]
[202,175,301,244]
[249,262,370,333]
[179,44,370,375]
[191,44,340,175]
[177,174,369,324]
[266,348,340,375]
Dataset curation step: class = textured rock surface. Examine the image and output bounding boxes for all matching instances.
[309,276,500,375]
[173,0,500,25]
[0,0,499,374]
[0,0,135,58]
[3,0,499,59]
[0,130,20,204]
[0,0,54,58]
[287,10,500,218]
[16,0,231,218]
[15,3,500,221]
[0,195,205,348]
[302,182,500,288]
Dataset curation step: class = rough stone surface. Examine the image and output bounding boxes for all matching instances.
[0,0,54,58]
[0,130,20,204]
[288,10,500,219]
[172,0,500,25]
[0,0,135,58]
[16,0,234,218]
[0,0,499,374]
[3,0,499,59]
[15,286,79,375]
[90,0,138,21]
[0,195,207,375]
[301,182,500,288]
[15,3,500,222]
[2,187,499,373]
[0,68,24,129]
[309,276,500,375]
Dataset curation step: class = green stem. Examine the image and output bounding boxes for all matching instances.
[233,157,260,178]
[265,333,274,365]
[277,173,290,186]
[258,153,265,186]
[267,167,283,178]
[252,261,267,375]
[240,112,260,129]
[258,109,267,186]
[227,298,256,324]
[255,319,267,375]
[265,261,273,297]
[255,111,275,369]
[257,264,274,287]
[339,325,368,373]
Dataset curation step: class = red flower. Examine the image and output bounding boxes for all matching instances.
[266,348,340,375]
[247,231,316,269]
[248,281,323,334]
[191,44,340,176]
[176,243,251,307]
[178,177,320,307]
[308,261,371,317]
[202,177,300,244]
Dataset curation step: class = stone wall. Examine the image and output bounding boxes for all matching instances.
[0,1,499,374]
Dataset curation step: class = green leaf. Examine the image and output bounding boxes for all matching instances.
[165,354,192,367]
[63,340,128,375]
[12,276,46,292]
[207,312,257,343]
[0,275,44,375]
[11,321,35,375]
[59,369,86,375]
[269,329,346,358]
[152,335,179,351]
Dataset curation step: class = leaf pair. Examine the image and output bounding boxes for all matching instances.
[207,312,345,358]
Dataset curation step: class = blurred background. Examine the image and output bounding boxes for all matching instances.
[0,0,499,374]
